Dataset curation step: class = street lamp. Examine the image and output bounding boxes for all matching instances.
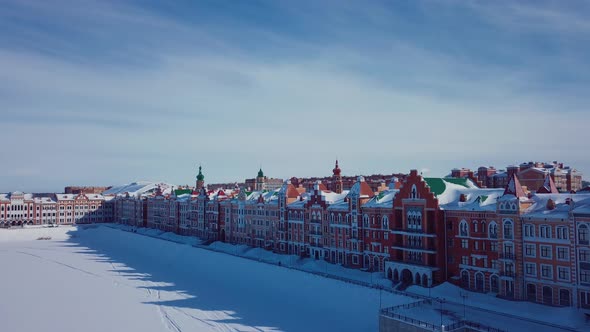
[438,298,445,327]
[459,291,468,319]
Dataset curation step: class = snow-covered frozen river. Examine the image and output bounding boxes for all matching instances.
[0,225,414,332]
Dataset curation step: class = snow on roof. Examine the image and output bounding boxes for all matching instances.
[287,193,310,208]
[0,192,34,201]
[323,191,351,211]
[439,188,504,211]
[173,193,192,202]
[102,181,174,197]
[54,193,106,201]
[321,190,349,204]
[573,197,590,215]
[363,189,398,208]
[425,177,477,195]
[33,196,56,204]
[523,193,590,219]
[422,177,479,205]
[241,189,280,205]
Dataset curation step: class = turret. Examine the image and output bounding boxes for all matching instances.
[255,168,265,191]
[196,165,205,190]
[332,159,343,193]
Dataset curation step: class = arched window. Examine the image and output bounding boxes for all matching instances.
[382,215,389,229]
[473,221,478,233]
[490,275,499,293]
[459,220,469,237]
[503,220,513,239]
[488,221,498,239]
[481,221,486,234]
[579,224,589,245]
[461,270,470,288]
[330,213,335,223]
[410,185,418,199]
[560,289,571,306]
[363,214,369,227]
[337,214,343,224]
[475,272,484,292]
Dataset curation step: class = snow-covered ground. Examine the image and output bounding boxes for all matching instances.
[407,283,587,330]
[0,225,415,332]
[103,224,590,331]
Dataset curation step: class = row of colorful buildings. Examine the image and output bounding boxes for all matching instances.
[0,192,113,226]
[4,161,588,314]
[109,162,590,315]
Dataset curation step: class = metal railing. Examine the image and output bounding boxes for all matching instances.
[380,301,506,332]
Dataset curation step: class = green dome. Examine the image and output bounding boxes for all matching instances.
[196,166,204,181]
[257,168,264,178]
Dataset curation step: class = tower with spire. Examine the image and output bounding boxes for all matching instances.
[332,159,343,194]
[255,168,265,191]
[196,165,205,190]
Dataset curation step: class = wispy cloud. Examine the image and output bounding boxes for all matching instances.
[0,0,588,192]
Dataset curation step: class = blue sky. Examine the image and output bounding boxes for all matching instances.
[1,0,589,192]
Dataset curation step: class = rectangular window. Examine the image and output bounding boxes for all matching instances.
[556,227,568,240]
[540,245,552,259]
[461,239,468,249]
[581,271,590,283]
[525,263,536,276]
[540,225,552,239]
[525,244,536,257]
[461,256,468,265]
[541,264,553,279]
[557,247,569,261]
[557,267,570,281]
[490,242,498,252]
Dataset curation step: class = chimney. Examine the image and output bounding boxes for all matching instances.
[459,194,467,202]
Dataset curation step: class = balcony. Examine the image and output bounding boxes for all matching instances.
[391,227,423,234]
[309,230,323,236]
[500,271,516,278]
[310,219,322,224]
[499,253,515,260]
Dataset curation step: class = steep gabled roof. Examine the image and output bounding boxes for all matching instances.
[536,174,559,194]
[504,174,527,198]
[348,176,375,198]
